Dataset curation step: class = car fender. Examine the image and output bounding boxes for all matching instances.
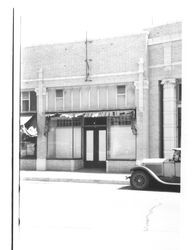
[127,166,180,186]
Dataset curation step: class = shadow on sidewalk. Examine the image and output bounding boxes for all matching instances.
[118,182,180,193]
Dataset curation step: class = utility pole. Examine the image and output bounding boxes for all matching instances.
[85,32,92,81]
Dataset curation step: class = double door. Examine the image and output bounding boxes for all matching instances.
[84,127,106,168]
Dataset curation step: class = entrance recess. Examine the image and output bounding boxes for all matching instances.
[84,118,106,168]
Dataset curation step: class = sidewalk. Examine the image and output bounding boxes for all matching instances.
[20,170,130,185]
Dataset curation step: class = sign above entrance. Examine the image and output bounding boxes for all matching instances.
[46,109,136,119]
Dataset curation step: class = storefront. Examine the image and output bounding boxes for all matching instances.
[45,109,136,172]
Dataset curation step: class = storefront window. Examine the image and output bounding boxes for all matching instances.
[20,115,37,158]
[47,118,82,159]
[20,136,36,158]
[73,127,81,158]
[56,127,72,158]
[108,116,136,160]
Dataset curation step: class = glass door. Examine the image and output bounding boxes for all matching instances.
[86,130,94,161]
[84,128,106,168]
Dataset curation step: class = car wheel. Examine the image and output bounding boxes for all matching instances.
[130,171,150,190]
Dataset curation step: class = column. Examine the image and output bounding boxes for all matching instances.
[135,58,149,160]
[36,68,47,171]
[162,79,177,158]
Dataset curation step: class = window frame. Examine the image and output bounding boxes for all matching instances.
[20,136,37,159]
[21,91,37,112]
[107,116,136,160]
[21,91,30,112]
[55,89,64,111]
[47,118,82,159]
[116,85,126,108]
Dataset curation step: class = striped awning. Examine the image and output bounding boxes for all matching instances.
[20,116,32,125]
[20,115,37,137]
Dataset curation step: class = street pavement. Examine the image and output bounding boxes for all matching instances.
[17,180,181,250]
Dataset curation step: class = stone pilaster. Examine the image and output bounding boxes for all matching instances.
[135,58,149,160]
[161,79,177,158]
[36,68,47,171]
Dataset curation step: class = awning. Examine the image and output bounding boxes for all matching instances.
[21,125,38,137]
[20,116,32,125]
[45,109,137,135]
[46,110,135,119]
[20,115,37,137]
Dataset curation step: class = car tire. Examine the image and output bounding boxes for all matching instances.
[130,171,150,190]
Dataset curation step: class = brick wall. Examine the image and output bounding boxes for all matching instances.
[147,22,182,39]
[22,33,147,81]
[148,22,182,158]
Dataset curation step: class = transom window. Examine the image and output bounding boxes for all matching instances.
[57,118,81,127]
[108,116,131,126]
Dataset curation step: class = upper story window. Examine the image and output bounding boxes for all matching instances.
[21,91,37,112]
[56,89,64,111]
[117,85,126,107]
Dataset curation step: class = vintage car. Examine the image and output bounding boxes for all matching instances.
[126,148,181,190]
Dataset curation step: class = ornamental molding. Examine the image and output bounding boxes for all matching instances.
[161,79,176,85]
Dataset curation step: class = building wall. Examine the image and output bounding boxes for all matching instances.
[46,83,135,112]
[22,33,147,81]
[20,22,182,172]
[147,22,182,158]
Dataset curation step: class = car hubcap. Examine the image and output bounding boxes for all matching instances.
[134,175,145,187]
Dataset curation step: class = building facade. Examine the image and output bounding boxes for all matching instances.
[20,22,182,173]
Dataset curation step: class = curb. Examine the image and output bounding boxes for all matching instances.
[22,177,130,185]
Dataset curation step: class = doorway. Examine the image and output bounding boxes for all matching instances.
[84,118,106,168]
